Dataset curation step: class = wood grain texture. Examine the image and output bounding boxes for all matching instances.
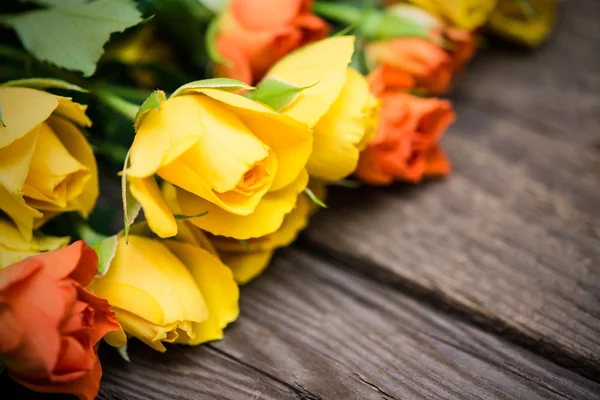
[302,0,600,377]
[9,248,597,400]
[5,248,599,399]
[453,0,600,145]
[209,248,600,400]
[0,344,296,400]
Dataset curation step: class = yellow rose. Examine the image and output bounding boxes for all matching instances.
[0,217,69,268]
[263,36,379,182]
[126,86,312,240]
[405,0,498,30]
[207,180,326,284]
[487,0,556,47]
[0,87,98,241]
[88,235,239,351]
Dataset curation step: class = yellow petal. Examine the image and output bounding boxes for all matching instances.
[55,96,92,127]
[129,176,178,238]
[0,126,41,240]
[0,217,69,268]
[211,181,322,252]
[23,122,89,208]
[165,240,239,344]
[46,116,98,217]
[127,96,205,178]
[0,87,58,148]
[211,180,325,284]
[111,308,179,352]
[163,183,219,255]
[0,185,41,242]
[0,126,38,193]
[173,169,308,239]
[220,250,275,285]
[407,0,498,30]
[103,324,128,349]
[89,236,207,326]
[308,68,380,181]
[488,0,556,47]
[266,36,355,128]
[175,222,218,256]
[131,94,278,216]
[198,89,312,191]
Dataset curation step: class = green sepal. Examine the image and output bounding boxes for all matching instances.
[240,239,252,252]
[92,235,118,277]
[246,76,317,112]
[170,78,254,98]
[0,103,5,127]
[134,90,166,132]
[1,77,87,92]
[174,211,209,220]
[304,187,327,208]
[121,149,141,244]
[117,343,131,362]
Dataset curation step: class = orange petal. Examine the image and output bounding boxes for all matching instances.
[231,0,303,29]
[216,37,253,84]
[11,351,102,400]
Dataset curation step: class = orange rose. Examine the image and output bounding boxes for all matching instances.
[356,92,455,184]
[367,64,417,96]
[365,4,476,95]
[0,241,119,400]
[216,0,329,84]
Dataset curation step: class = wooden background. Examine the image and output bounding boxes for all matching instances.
[2,1,599,398]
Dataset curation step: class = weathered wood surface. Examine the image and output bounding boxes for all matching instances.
[3,2,600,399]
[303,0,600,379]
[8,249,597,400]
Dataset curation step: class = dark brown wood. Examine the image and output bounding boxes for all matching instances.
[22,248,597,400]
[453,0,600,145]
[98,343,295,400]
[302,0,600,378]
[2,1,599,399]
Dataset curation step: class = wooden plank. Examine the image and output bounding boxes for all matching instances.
[4,248,600,399]
[206,248,600,400]
[0,344,296,400]
[454,0,600,145]
[302,74,600,383]
[302,0,600,376]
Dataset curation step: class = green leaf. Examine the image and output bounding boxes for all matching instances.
[170,78,254,98]
[20,0,90,6]
[0,103,5,128]
[173,211,209,220]
[121,149,141,244]
[1,77,87,92]
[73,220,107,246]
[246,76,317,112]
[92,235,118,276]
[4,0,144,76]
[134,90,166,131]
[304,187,327,208]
